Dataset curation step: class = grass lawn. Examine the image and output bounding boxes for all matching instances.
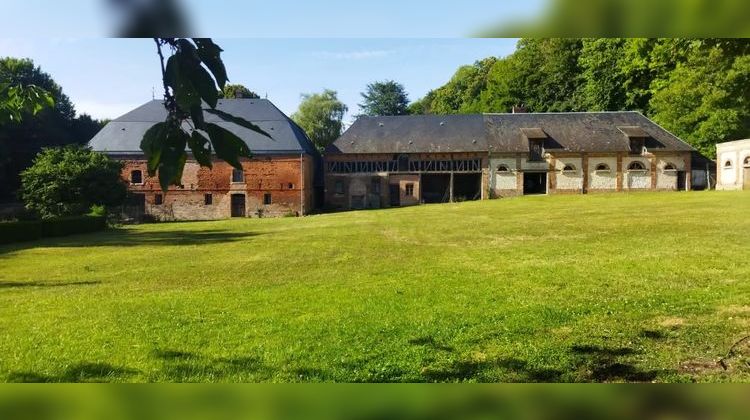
[1,191,749,382]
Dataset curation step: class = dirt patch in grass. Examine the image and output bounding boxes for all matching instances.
[678,360,723,375]
[658,317,685,328]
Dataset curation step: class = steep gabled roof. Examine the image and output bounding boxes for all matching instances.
[89,99,319,156]
[327,111,694,154]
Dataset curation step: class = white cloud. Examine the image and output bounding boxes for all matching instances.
[309,49,395,60]
[74,101,142,120]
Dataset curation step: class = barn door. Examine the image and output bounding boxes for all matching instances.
[231,194,246,217]
[389,184,400,207]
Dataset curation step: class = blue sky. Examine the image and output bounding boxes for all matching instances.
[0,38,519,123]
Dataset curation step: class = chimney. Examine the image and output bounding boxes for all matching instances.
[512,104,527,114]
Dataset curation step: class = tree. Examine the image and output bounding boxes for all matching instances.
[0,58,80,201]
[291,90,347,151]
[20,146,127,219]
[220,84,260,99]
[408,90,436,115]
[650,40,750,157]
[145,38,270,192]
[358,80,410,116]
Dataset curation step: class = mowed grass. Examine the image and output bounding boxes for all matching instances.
[1,191,749,382]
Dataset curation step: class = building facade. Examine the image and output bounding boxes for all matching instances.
[324,112,695,210]
[716,139,750,190]
[89,99,321,220]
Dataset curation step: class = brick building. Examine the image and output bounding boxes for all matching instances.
[89,99,321,220]
[324,112,696,210]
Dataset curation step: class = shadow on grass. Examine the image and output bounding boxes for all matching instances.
[0,229,262,256]
[420,344,663,383]
[150,349,273,382]
[408,336,455,352]
[0,280,101,289]
[7,362,138,383]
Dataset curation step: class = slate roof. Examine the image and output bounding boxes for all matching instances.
[89,99,319,156]
[327,112,694,154]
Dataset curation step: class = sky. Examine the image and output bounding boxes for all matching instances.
[0,38,519,123]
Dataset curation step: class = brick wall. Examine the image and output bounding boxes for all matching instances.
[119,154,314,220]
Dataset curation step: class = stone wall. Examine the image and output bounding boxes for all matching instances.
[716,139,750,190]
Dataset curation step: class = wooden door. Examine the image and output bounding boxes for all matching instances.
[230,194,246,217]
[389,184,400,207]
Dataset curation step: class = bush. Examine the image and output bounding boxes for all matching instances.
[0,220,43,244]
[0,215,105,245]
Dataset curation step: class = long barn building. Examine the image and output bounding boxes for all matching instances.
[324,112,697,210]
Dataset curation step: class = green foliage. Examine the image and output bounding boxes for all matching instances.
[20,146,127,219]
[412,38,750,157]
[220,84,260,99]
[358,80,410,116]
[291,89,348,151]
[0,215,105,245]
[147,38,269,192]
[0,57,103,201]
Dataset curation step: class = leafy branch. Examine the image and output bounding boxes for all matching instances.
[144,38,270,192]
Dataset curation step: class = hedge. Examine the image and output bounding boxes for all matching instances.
[0,215,106,245]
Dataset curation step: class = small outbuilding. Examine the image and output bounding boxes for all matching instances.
[716,139,750,190]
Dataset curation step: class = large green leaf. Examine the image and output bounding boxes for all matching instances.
[189,64,219,109]
[157,124,189,191]
[205,123,251,170]
[204,108,272,138]
[188,130,213,168]
[190,104,205,130]
[194,38,228,90]
[140,122,167,175]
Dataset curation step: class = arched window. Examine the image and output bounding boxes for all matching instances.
[130,170,142,184]
[724,160,733,168]
[562,164,576,172]
[595,163,610,172]
[496,164,511,173]
[628,161,646,171]
[663,163,677,171]
[397,154,409,172]
[744,156,750,167]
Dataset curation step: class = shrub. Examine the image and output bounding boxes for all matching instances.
[41,215,106,238]
[20,146,127,219]
[0,220,43,244]
[0,215,105,244]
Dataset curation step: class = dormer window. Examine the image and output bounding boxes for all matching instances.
[496,164,511,173]
[529,140,544,162]
[663,163,677,172]
[744,156,750,167]
[561,164,576,173]
[629,138,645,155]
[595,163,611,172]
[724,160,733,168]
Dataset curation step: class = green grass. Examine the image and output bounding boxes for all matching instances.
[1,191,749,382]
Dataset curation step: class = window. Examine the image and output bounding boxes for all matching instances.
[595,163,610,172]
[231,168,244,183]
[629,138,645,154]
[496,164,511,173]
[529,140,544,161]
[405,183,414,197]
[288,183,294,189]
[334,180,344,195]
[628,161,646,171]
[745,156,750,167]
[204,193,213,205]
[724,160,733,168]
[663,163,677,172]
[562,164,576,172]
[397,154,409,172]
[263,193,272,205]
[130,170,142,184]
[154,194,163,205]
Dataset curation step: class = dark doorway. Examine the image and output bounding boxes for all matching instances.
[677,171,687,191]
[523,172,547,195]
[421,174,451,203]
[453,173,482,201]
[123,193,145,220]
[231,194,246,217]
[389,184,400,207]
